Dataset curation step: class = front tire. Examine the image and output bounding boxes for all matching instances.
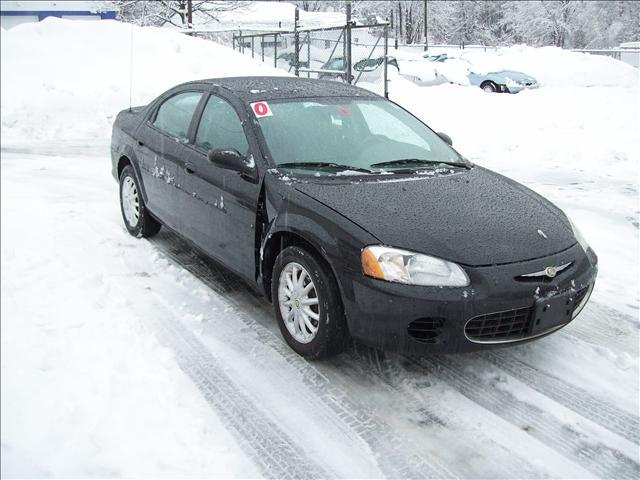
[119,165,161,238]
[481,81,498,93]
[272,246,349,359]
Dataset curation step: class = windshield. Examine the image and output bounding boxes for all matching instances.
[255,98,465,176]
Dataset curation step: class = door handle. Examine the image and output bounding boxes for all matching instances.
[137,140,144,147]
[184,163,195,174]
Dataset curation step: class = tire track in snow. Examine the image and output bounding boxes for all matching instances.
[341,346,552,479]
[483,350,640,444]
[147,310,331,480]
[149,230,639,478]
[149,232,458,479]
[412,355,640,480]
[561,303,639,357]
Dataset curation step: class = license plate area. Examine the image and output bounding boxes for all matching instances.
[531,293,574,334]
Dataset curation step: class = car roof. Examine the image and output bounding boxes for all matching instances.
[181,76,380,102]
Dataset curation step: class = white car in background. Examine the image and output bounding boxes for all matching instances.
[396,59,451,86]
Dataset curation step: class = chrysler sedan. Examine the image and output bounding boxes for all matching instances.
[111,77,597,359]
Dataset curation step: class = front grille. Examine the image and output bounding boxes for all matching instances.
[408,317,444,343]
[465,307,532,342]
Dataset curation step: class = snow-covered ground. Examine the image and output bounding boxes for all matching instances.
[2,18,639,478]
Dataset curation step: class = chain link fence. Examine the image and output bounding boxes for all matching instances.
[231,19,389,97]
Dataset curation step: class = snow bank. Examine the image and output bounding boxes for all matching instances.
[0,17,286,144]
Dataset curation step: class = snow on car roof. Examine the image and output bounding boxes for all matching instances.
[185,76,379,102]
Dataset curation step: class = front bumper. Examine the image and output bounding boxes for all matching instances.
[505,83,539,94]
[338,243,597,354]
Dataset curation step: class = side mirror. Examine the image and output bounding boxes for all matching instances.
[437,132,453,146]
[207,148,246,172]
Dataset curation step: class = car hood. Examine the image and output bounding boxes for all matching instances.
[494,70,536,82]
[293,167,575,266]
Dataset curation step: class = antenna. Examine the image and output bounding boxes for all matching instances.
[129,24,134,112]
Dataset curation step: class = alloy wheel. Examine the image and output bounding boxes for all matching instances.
[121,176,140,227]
[278,262,320,344]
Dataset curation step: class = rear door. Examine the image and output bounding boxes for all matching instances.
[179,93,261,281]
[135,90,204,230]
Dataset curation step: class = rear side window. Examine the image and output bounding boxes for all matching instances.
[153,91,202,140]
[195,96,248,153]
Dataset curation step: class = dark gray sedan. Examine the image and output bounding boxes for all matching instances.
[111,77,597,359]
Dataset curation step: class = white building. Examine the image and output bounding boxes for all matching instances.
[619,42,640,69]
[0,1,117,30]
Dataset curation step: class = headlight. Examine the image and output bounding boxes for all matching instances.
[361,246,469,287]
[567,216,590,253]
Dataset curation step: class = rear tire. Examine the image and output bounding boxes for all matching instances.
[119,165,161,238]
[272,246,349,359]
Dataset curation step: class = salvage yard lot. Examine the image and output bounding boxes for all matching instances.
[1,19,638,477]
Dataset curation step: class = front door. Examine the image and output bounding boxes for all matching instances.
[135,90,203,231]
[180,93,261,281]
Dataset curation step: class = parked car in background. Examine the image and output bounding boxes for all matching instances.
[424,52,539,93]
[397,59,449,87]
[277,52,309,71]
[423,53,449,63]
[111,76,596,359]
[318,56,399,82]
[468,69,538,93]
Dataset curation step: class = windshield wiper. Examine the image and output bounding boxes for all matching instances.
[277,162,372,173]
[370,158,468,169]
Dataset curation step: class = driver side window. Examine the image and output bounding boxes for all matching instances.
[195,96,249,154]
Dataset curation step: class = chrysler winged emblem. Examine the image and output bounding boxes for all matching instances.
[519,262,572,280]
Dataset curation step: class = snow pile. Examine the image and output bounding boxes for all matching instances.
[0,17,286,144]
[455,45,640,87]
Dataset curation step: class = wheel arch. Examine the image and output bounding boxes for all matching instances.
[117,154,132,178]
[260,229,344,307]
[480,80,497,90]
[116,150,149,203]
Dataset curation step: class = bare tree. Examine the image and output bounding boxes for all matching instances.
[116,0,242,28]
[116,0,640,49]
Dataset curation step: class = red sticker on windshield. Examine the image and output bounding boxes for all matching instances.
[251,101,272,118]
[337,107,351,116]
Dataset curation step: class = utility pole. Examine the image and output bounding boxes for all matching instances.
[346,1,353,84]
[187,0,192,29]
[424,0,428,51]
[294,7,300,77]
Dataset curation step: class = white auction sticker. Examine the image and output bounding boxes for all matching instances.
[250,101,273,118]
